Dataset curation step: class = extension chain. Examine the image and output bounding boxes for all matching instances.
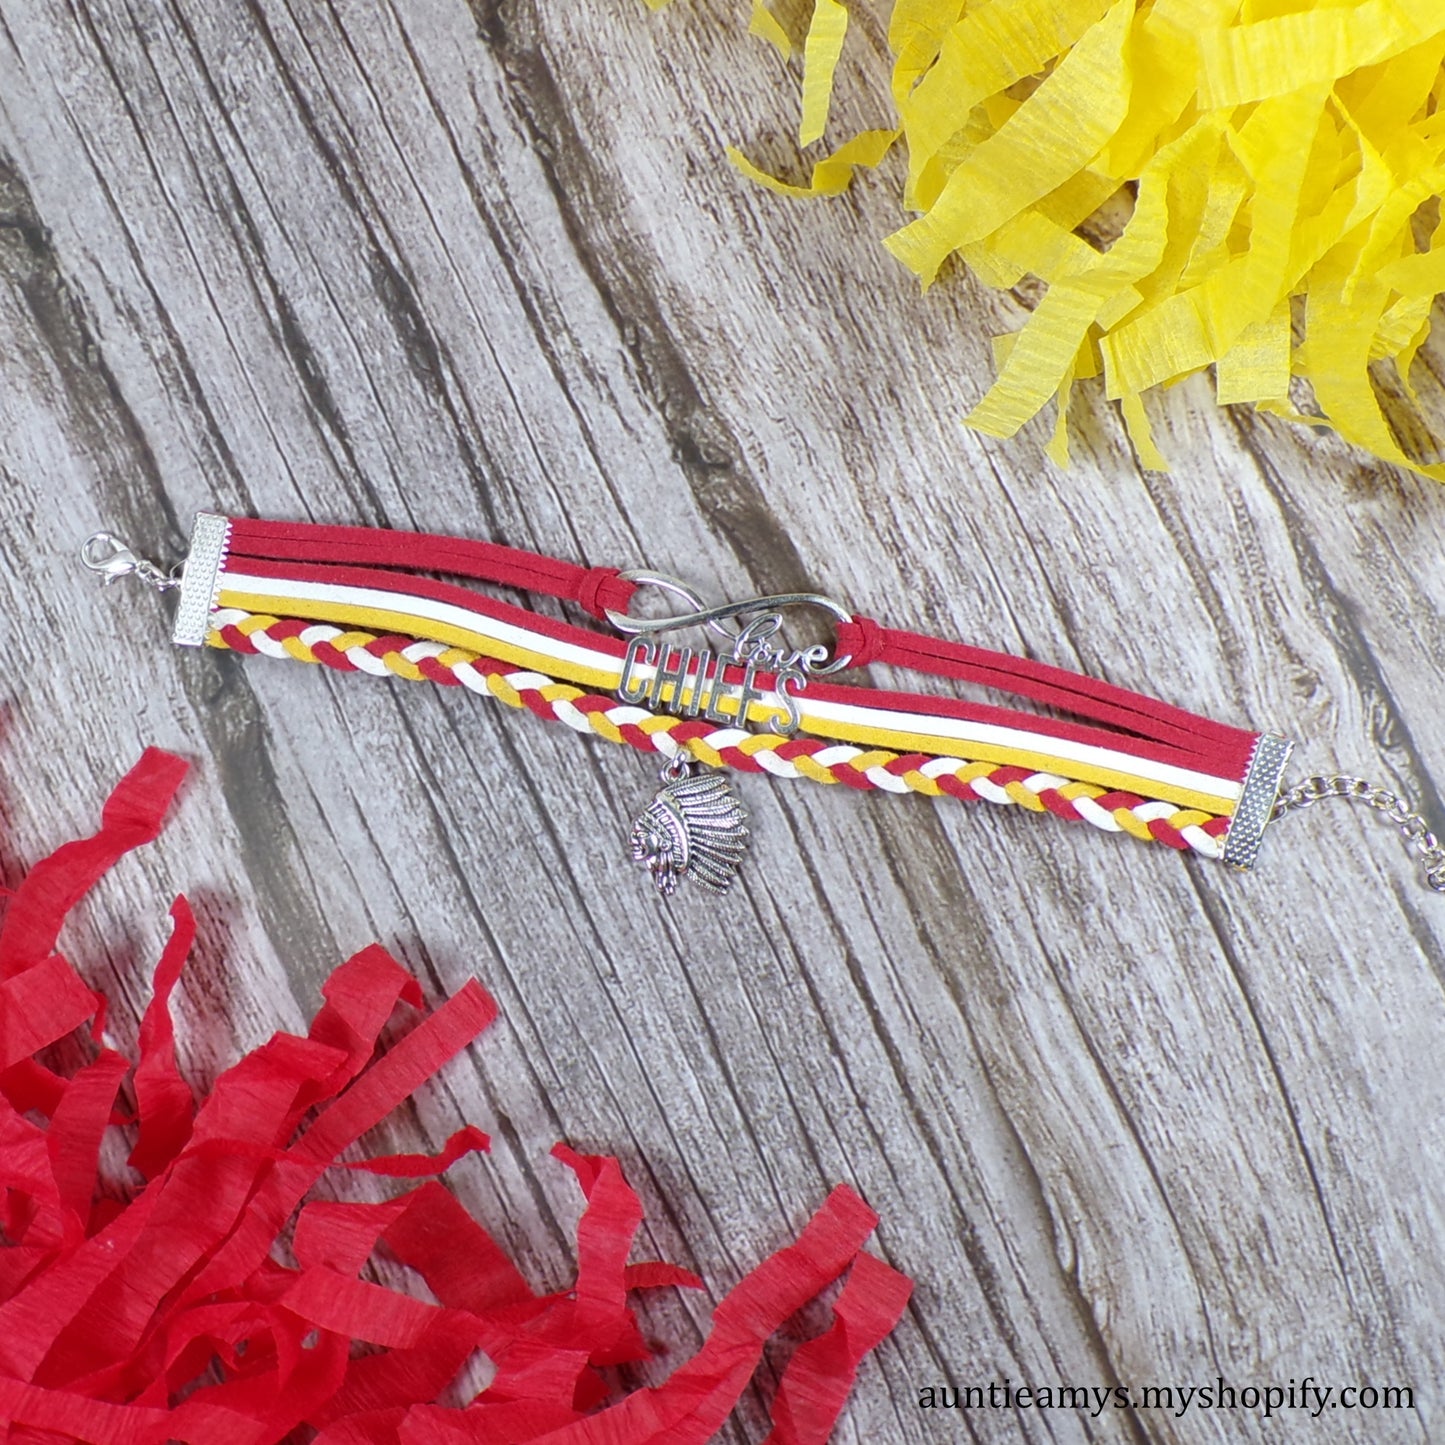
[1273,775,1445,892]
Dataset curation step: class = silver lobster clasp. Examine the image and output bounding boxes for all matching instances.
[81,531,180,591]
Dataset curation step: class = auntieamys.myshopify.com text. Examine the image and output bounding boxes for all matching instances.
[916,1378,1413,1421]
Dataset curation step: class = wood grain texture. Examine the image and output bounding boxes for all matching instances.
[2,1,1444,1440]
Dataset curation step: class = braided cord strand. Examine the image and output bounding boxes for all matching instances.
[209,610,1231,859]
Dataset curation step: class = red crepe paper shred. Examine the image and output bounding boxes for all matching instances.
[0,750,911,1443]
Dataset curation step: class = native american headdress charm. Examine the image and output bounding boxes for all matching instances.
[630,760,750,896]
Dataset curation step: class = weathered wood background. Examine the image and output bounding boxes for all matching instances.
[2,1,1444,1440]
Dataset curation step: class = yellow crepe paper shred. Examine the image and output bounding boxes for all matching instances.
[651,0,1445,477]
[800,0,849,144]
[748,0,792,58]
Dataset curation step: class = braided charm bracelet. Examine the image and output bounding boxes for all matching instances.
[83,514,1445,897]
